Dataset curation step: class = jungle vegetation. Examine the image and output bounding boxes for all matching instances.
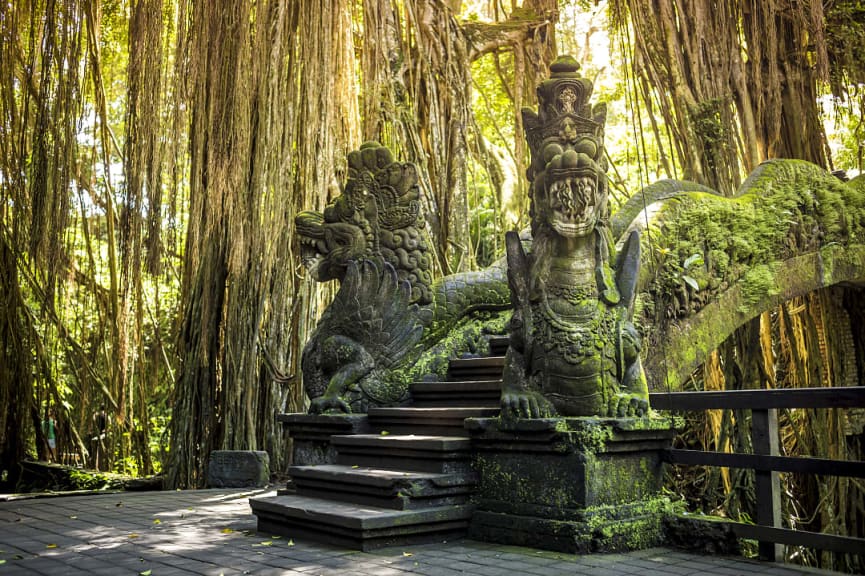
[0,0,863,570]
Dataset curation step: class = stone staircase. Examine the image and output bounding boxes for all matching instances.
[250,337,508,551]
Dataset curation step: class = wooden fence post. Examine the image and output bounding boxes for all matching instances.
[752,408,783,562]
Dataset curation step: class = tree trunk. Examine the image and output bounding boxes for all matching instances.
[166,0,359,488]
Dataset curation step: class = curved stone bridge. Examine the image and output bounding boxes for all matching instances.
[643,245,865,389]
[616,160,865,389]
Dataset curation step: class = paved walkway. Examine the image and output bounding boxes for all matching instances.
[0,489,842,575]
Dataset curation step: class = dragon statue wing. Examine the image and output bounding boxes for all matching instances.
[304,259,425,413]
[319,258,425,366]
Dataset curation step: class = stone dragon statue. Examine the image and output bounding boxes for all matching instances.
[500,56,649,419]
[500,56,865,418]
[295,57,865,418]
[296,142,512,413]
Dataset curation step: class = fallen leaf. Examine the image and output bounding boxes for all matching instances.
[351,465,359,469]
[402,551,412,557]
[270,535,281,539]
[287,539,295,547]
[0,560,5,565]
[128,534,140,539]
[220,528,234,534]
[257,541,273,547]
[152,519,161,525]
[140,570,152,576]
[380,430,390,436]
[69,516,77,520]
[45,544,57,549]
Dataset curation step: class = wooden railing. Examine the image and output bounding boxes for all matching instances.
[648,386,865,561]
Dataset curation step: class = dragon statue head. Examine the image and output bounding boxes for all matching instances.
[295,142,434,304]
[522,56,608,240]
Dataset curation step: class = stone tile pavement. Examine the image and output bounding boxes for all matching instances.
[0,489,844,575]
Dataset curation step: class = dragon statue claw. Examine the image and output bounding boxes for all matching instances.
[309,395,352,415]
[501,391,555,421]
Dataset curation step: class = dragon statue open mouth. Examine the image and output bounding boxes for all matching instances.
[546,168,601,237]
[297,211,328,277]
[296,210,366,283]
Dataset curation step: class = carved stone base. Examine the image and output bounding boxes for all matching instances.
[465,416,680,553]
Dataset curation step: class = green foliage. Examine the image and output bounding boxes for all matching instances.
[825,1,865,96]
[467,173,503,267]
[471,54,516,152]
[67,468,112,491]
[825,95,864,175]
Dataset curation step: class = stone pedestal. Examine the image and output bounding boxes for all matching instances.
[278,413,370,466]
[465,416,680,553]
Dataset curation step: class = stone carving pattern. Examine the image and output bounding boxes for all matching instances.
[295,142,510,413]
[297,142,434,305]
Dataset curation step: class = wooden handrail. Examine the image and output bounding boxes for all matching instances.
[648,386,865,561]
[664,449,865,478]
[649,386,865,410]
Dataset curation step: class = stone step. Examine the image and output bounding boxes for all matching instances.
[447,356,505,381]
[332,434,473,474]
[410,380,502,408]
[250,494,473,551]
[277,413,371,467]
[488,335,510,356]
[368,406,500,435]
[290,464,477,510]
[277,413,370,440]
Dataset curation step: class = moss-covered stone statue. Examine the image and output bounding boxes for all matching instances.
[294,62,865,416]
[296,142,512,414]
[500,57,648,419]
[297,145,434,305]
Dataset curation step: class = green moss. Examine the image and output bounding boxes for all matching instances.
[565,420,614,453]
[408,309,511,379]
[738,264,778,312]
[647,245,865,390]
[67,468,113,490]
[638,159,865,322]
[628,160,865,388]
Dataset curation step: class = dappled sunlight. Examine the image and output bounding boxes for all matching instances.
[0,489,828,575]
